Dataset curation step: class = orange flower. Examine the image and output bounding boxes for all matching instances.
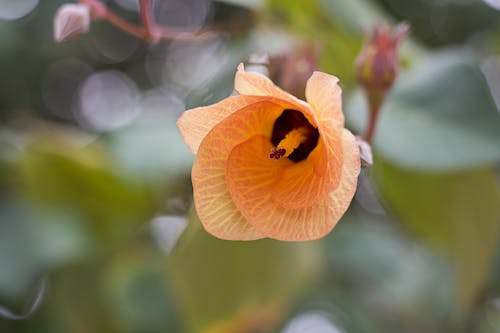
[177,64,360,241]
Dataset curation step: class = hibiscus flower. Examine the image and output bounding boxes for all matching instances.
[177,64,360,241]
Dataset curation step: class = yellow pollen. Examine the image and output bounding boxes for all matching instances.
[277,128,307,158]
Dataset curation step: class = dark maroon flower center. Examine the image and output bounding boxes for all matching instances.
[269,109,319,162]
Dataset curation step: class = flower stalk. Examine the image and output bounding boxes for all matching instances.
[55,0,209,43]
[355,22,409,144]
[138,0,157,41]
[363,91,384,144]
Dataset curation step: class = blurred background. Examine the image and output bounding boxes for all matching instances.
[0,0,500,332]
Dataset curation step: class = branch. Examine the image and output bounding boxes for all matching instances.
[139,0,156,40]
[77,0,210,43]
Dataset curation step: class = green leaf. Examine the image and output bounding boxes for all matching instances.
[101,246,183,333]
[108,116,193,181]
[0,202,89,301]
[346,51,500,170]
[264,0,367,86]
[16,138,157,247]
[373,159,500,318]
[167,212,322,333]
[320,209,454,332]
[318,0,387,34]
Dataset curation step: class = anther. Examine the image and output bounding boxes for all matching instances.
[270,148,286,160]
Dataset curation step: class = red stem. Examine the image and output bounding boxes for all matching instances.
[363,92,384,144]
[139,0,156,40]
[79,0,209,42]
[363,103,379,144]
[105,10,147,39]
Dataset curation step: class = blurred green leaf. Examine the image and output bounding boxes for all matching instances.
[377,0,500,46]
[373,159,500,318]
[5,225,182,333]
[16,136,157,247]
[42,263,121,333]
[264,0,370,86]
[293,209,454,333]
[347,50,500,170]
[476,299,500,333]
[102,245,183,333]
[318,0,386,33]
[109,116,193,181]
[167,212,322,333]
[0,202,89,302]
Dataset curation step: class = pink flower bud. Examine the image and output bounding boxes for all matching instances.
[269,43,318,100]
[53,4,91,43]
[355,22,409,94]
[355,22,409,143]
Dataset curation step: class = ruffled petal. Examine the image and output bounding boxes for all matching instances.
[270,142,335,208]
[227,128,360,241]
[234,64,318,124]
[322,128,360,225]
[305,71,344,127]
[177,95,270,154]
[226,134,290,214]
[304,71,345,189]
[192,100,285,240]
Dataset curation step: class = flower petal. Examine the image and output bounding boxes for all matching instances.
[235,64,317,123]
[235,64,344,205]
[300,72,346,200]
[305,71,344,127]
[226,134,290,209]
[177,95,270,154]
[227,128,360,241]
[192,100,285,240]
[270,144,334,208]
[269,118,345,209]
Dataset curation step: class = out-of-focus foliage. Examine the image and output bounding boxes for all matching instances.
[263,0,372,86]
[0,0,500,332]
[374,161,500,317]
[378,0,500,46]
[167,211,321,333]
[347,51,500,170]
[16,130,157,246]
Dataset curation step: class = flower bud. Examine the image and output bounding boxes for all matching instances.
[53,4,91,43]
[355,22,409,143]
[355,22,409,94]
[269,43,318,100]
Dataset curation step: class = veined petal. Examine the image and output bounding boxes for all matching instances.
[313,118,344,182]
[270,118,344,208]
[305,71,344,127]
[323,128,360,224]
[235,63,341,183]
[227,128,360,241]
[235,64,318,125]
[226,134,290,212]
[270,145,333,208]
[177,95,270,154]
[301,72,346,196]
[192,101,285,240]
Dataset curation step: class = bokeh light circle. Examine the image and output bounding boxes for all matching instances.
[42,58,93,121]
[0,0,38,20]
[76,70,140,132]
[282,312,343,333]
